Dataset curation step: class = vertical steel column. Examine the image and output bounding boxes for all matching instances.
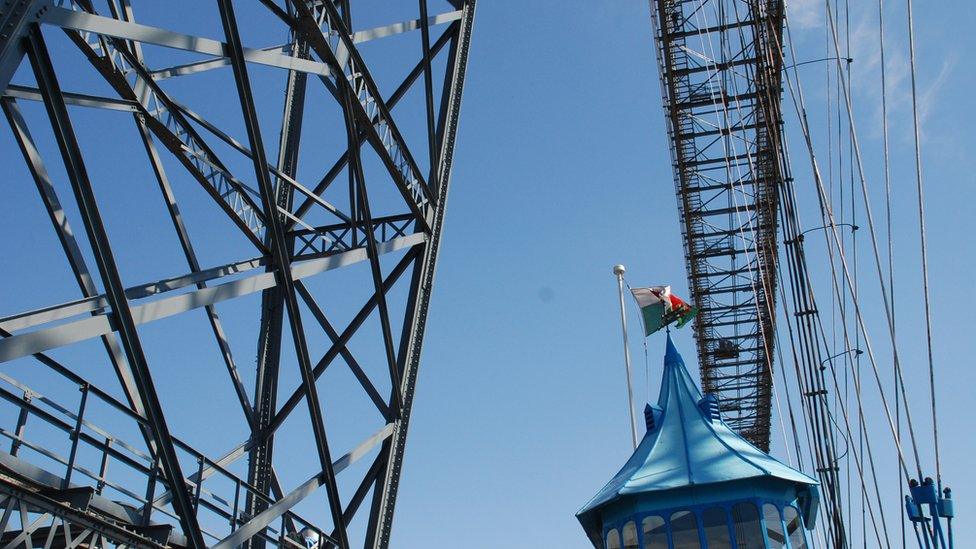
[367,3,476,546]
[247,22,309,541]
[216,2,349,546]
[418,0,440,192]
[9,392,30,457]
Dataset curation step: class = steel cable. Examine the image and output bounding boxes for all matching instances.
[904,0,942,492]
[780,3,922,484]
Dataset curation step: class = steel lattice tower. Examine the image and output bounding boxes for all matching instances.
[649,0,785,450]
[0,0,474,547]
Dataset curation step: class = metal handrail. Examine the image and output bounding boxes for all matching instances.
[0,371,320,545]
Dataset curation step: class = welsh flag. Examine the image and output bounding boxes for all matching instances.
[630,286,697,336]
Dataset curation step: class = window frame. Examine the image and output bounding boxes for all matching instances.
[700,506,735,549]
[730,500,766,549]
[668,509,704,548]
[782,505,809,549]
[603,497,809,549]
[641,515,670,549]
[761,502,788,549]
[622,520,639,549]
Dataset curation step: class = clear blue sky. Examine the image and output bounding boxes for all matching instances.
[395,1,975,547]
[0,1,972,548]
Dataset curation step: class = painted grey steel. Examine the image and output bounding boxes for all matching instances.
[0,1,475,547]
[0,234,423,363]
[4,84,139,111]
[366,5,476,545]
[42,7,336,78]
[23,24,205,547]
[214,424,393,549]
[0,478,172,548]
[148,11,462,81]
[0,0,47,91]
[1,96,147,432]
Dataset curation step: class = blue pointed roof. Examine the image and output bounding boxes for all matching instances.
[578,335,817,530]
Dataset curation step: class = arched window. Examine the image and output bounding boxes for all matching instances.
[701,507,733,549]
[623,522,638,549]
[783,506,808,549]
[763,504,787,549]
[731,502,764,549]
[606,528,621,549]
[669,510,701,548]
[642,516,667,549]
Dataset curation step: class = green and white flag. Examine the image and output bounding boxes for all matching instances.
[631,286,697,336]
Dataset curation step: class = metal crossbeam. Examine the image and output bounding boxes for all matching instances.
[0,1,476,547]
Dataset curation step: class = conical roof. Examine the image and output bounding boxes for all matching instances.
[577,335,817,536]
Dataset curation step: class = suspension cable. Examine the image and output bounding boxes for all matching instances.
[781,6,919,481]
[876,0,906,543]
[758,11,852,541]
[786,107,891,545]
[824,0,929,479]
[904,0,942,491]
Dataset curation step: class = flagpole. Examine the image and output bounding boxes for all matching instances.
[613,264,639,449]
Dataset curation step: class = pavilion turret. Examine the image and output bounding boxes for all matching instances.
[577,335,819,548]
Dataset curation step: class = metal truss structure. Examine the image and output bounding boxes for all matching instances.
[0,0,475,547]
[649,0,785,450]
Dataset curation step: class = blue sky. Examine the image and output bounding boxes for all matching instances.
[0,0,972,547]
[394,0,975,547]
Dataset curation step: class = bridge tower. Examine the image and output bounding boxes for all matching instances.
[649,0,786,450]
[0,1,475,547]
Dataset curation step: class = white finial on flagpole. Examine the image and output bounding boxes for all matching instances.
[613,264,639,449]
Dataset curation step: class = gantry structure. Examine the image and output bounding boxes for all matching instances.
[649,0,785,450]
[0,0,474,547]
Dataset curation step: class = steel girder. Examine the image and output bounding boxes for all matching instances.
[0,1,475,547]
[650,0,785,450]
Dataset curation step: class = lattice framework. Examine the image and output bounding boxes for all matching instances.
[0,1,475,547]
[650,0,785,450]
